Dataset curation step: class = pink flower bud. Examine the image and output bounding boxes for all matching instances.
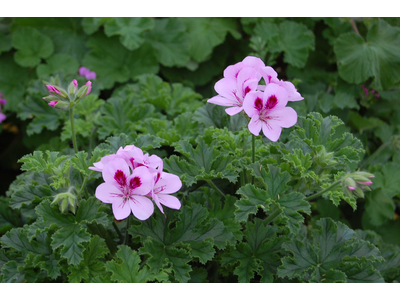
[72,79,78,88]
[85,81,92,95]
[357,181,373,186]
[46,85,61,95]
[348,186,356,191]
[48,101,58,107]
[0,99,6,105]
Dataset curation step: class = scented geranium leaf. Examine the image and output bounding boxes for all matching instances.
[340,263,384,283]
[180,17,241,62]
[104,17,154,51]
[36,53,79,78]
[0,31,12,54]
[278,218,383,282]
[1,260,25,283]
[221,219,285,283]
[83,32,159,89]
[282,149,314,178]
[70,151,91,176]
[9,179,54,210]
[51,224,91,266]
[81,17,112,35]
[145,18,190,67]
[254,20,315,68]
[163,155,198,187]
[0,53,33,111]
[235,184,274,222]
[105,245,168,283]
[96,96,160,139]
[18,151,69,174]
[75,197,110,227]
[334,19,400,90]
[375,244,400,282]
[365,188,395,227]
[68,236,109,283]
[274,192,311,234]
[35,200,75,228]
[12,27,54,67]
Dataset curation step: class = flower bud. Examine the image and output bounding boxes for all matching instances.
[68,79,78,96]
[75,84,89,99]
[50,100,70,110]
[48,100,58,107]
[46,85,68,98]
[315,147,337,168]
[52,191,77,214]
[85,81,92,95]
[342,171,375,199]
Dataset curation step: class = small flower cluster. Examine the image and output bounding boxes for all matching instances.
[78,66,97,80]
[0,93,6,123]
[207,56,303,141]
[90,145,182,221]
[343,171,374,198]
[43,79,92,109]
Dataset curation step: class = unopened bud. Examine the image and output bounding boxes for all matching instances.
[68,79,78,96]
[52,191,77,214]
[46,85,68,98]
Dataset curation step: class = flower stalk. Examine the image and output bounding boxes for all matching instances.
[70,108,78,153]
[305,180,341,201]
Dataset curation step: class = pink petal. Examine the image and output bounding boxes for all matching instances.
[129,166,153,195]
[223,62,245,78]
[95,182,121,204]
[112,198,132,220]
[214,77,238,100]
[207,95,236,107]
[260,66,278,84]
[261,121,282,142]
[102,158,130,185]
[152,193,164,214]
[154,172,182,194]
[278,81,304,101]
[267,107,298,128]
[225,106,243,116]
[129,195,154,220]
[157,194,181,210]
[242,56,266,70]
[263,83,289,109]
[248,114,262,136]
[243,90,264,118]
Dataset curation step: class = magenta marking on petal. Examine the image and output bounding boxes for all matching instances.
[244,86,251,96]
[114,170,127,186]
[254,97,263,111]
[265,95,278,110]
[129,177,142,190]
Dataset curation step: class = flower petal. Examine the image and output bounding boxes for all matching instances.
[263,83,289,109]
[243,91,264,118]
[112,198,132,220]
[261,121,282,142]
[95,182,122,204]
[154,172,182,194]
[223,62,245,78]
[157,194,181,210]
[267,107,298,128]
[207,95,236,107]
[102,158,130,185]
[129,195,154,220]
[225,106,243,116]
[248,114,262,136]
[129,166,153,195]
[214,77,238,100]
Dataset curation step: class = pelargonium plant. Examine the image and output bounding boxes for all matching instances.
[0,55,396,284]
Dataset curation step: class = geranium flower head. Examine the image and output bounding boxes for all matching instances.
[79,66,97,80]
[95,158,155,220]
[243,83,297,141]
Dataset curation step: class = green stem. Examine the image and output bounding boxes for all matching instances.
[251,134,256,184]
[206,179,225,199]
[305,180,341,201]
[263,207,283,225]
[123,216,131,245]
[112,222,124,243]
[77,175,88,199]
[70,108,78,153]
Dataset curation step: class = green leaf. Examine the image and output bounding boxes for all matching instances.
[254,20,315,68]
[81,17,112,35]
[0,31,12,54]
[145,18,190,67]
[104,17,154,50]
[36,53,79,78]
[12,27,54,67]
[18,151,69,174]
[180,17,241,62]
[83,32,159,89]
[105,245,168,283]
[221,219,285,282]
[365,188,395,227]
[235,184,273,222]
[334,19,400,90]
[278,218,383,282]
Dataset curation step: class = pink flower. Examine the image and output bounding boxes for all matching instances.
[85,81,92,95]
[46,85,61,95]
[150,172,182,214]
[0,99,6,105]
[243,83,297,141]
[223,56,266,79]
[48,100,58,107]
[207,67,261,116]
[89,154,119,172]
[95,158,155,220]
[79,67,97,80]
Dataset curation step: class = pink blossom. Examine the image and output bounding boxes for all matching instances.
[150,172,182,214]
[223,56,266,79]
[243,83,297,141]
[85,81,92,95]
[79,67,97,80]
[207,67,261,116]
[95,158,154,220]
[48,100,58,107]
[46,85,61,95]
[89,154,119,172]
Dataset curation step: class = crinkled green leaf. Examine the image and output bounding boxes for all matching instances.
[18,151,69,174]
[334,19,400,90]
[221,219,285,282]
[36,53,79,78]
[12,27,54,67]
[81,17,112,35]
[278,218,383,282]
[365,188,395,227]
[104,17,154,50]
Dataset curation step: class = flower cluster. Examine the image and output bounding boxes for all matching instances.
[343,171,374,199]
[0,93,6,123]
[78,66,97,80]
[43,79,92,109]
[207,56,303,141]
[90,145,182,221]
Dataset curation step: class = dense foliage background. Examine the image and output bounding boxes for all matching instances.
[0,17,399,283]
